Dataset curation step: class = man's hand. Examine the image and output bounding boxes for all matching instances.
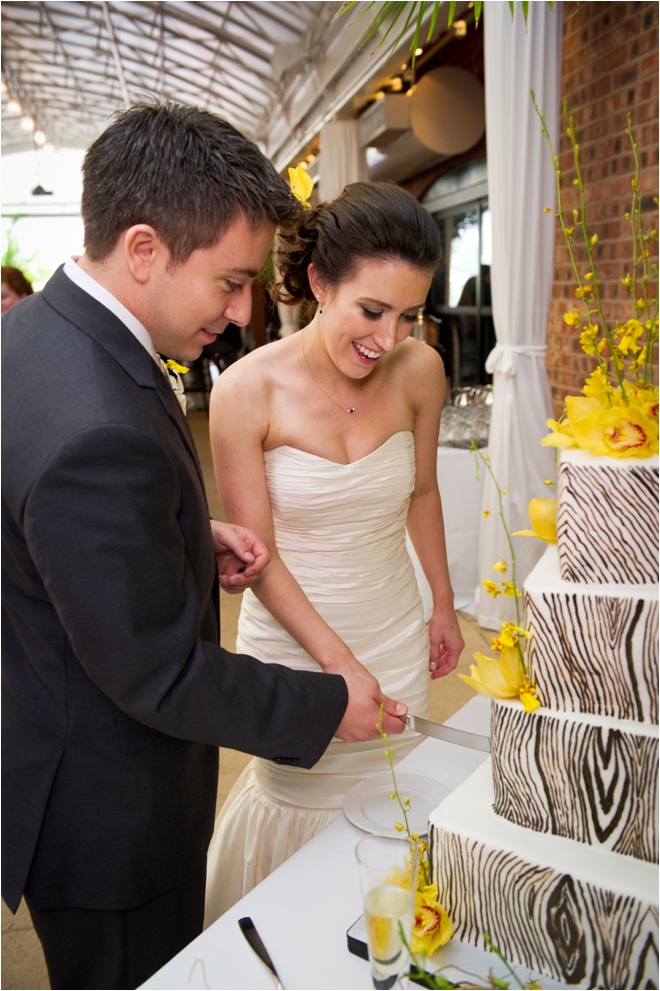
[210,520,270,594]
[334,676,408,743]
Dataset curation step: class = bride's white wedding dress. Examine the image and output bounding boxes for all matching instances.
[204,430,430,924]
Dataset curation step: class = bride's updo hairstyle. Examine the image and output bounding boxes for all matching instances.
[273,181,439,304]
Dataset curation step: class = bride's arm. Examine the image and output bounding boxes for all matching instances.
[209,357,377,685]
[405,345,465,679]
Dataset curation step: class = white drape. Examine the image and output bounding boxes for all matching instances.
[477,1,562,629]
[319,119,368,201]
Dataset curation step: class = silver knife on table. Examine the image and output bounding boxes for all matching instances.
[238,917,285,990]
[401,713,491,752]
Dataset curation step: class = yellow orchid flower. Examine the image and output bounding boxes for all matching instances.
[288,165,314,208]
[458,647,524,699]
[541,415,576,449]
[512,498,557,543]
[459,648,540,710]
[567,396,658,458]
[411,885,454,956]
[492,560,507,573]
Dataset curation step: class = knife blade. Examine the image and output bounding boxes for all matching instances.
[238,917,285,990]
[402,713,491,752]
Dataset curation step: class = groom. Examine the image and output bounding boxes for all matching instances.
[1,103,407,990]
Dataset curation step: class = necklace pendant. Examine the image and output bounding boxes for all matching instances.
[347,407,356,414]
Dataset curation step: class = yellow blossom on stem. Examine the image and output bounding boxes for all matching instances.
[519,682,541,712]
[582,366,612,405]
[481,579,501,598]
[492,560,507,573]
[563,309,581,328]
[502,580,522,598]
[482,510,491,518]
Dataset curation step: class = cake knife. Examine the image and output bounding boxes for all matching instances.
[401,713,491,752]
[238,917,285,990]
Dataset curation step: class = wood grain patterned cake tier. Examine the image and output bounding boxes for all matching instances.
[491,699,659,863]
[525,547,658,723]
[429,761,659,990]
[556,449,659,585]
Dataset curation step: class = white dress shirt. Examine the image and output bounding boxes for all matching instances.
[63,257,162,368]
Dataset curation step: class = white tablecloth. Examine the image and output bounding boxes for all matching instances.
[407,446,486,619]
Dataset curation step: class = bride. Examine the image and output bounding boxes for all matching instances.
[204,181,464,923]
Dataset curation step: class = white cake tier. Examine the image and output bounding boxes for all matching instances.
[491,698,659,863]
[525,546,658,723]
[556,448,659,585]
[429,760,659,989]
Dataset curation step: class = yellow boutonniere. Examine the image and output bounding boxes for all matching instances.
[288,164,314,209]
[163,358,189,375]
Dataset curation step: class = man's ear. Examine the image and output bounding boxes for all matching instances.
[122,225,167,284]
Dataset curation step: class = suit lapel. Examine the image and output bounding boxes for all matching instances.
[42,267,205,488]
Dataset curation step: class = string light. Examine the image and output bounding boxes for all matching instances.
[34,129,46,145]
[415,47,423,56]
[21,115,35,131]
[6,98,21,114]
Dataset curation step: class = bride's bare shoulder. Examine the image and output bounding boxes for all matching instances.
[210,334,299,410]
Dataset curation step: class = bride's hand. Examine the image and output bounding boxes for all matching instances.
[323,652,379,687]
[429,604,465,679]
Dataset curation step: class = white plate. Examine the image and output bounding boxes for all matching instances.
[343,772,450,837]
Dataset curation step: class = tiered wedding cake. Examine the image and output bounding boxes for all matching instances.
[428,448,659,989]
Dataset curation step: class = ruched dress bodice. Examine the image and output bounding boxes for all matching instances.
[204,430,430,925]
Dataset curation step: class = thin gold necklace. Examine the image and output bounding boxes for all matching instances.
[300,326,357,414]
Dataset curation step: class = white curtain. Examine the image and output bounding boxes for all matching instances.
[319,119,368,201]
[477,1,562,629]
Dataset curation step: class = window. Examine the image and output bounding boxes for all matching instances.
[422,161,494,390]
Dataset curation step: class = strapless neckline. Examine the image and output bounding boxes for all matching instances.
[264,430,413,467]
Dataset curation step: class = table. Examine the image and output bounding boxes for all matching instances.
[140,698,572,990]
[407,446,486,619]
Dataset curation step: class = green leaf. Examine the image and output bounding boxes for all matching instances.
[427,0,441,40]
[474,0,483,23]
[447,1,457,26]
[377,1,407,48]
[362,2,400,45]
[508,0,515,14]
[413,1,426,53]
[522,0,530,19]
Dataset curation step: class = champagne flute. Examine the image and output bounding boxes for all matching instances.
[356,834,419,990]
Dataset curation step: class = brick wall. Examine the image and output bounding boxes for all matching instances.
[547,0,659,414]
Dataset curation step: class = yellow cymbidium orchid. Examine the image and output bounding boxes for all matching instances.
[411,885,454,956]
[567,395,658,458]
[458,647,525,699]
[512,498,557,543]
[288,165,314,208]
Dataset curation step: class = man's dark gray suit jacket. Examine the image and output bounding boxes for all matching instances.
[2,267,348,914]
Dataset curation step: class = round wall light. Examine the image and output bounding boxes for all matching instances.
[409,66,485,156]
